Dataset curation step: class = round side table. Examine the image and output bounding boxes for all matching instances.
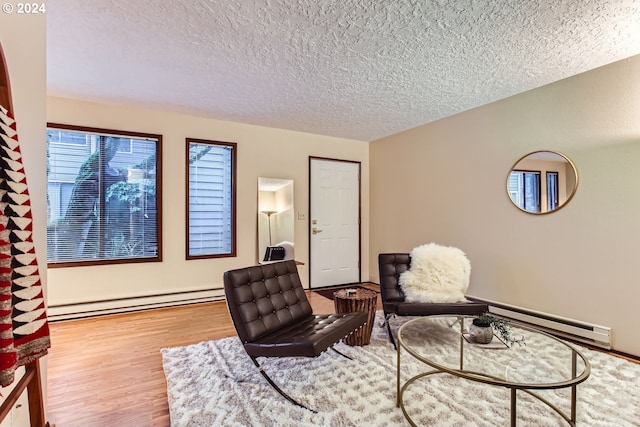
[333,288,378,346]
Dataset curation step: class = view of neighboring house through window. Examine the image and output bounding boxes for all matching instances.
[186,138,236,259]
[508,170,541,213]
[46,124,161,266]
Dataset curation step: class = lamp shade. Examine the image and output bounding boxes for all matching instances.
[259,190,276,213]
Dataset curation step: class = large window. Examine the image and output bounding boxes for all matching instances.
[47,124,162,266]
[186,138,236,259]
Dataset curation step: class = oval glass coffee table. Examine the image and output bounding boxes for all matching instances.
[397,315,591,427]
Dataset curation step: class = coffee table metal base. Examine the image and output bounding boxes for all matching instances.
[396,317,587,427]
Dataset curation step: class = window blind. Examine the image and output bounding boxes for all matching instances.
[46,126,161,266]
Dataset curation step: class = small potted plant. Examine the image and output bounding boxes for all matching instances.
[470,314,494,344]
[470,313,523,346]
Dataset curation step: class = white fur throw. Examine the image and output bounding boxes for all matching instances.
[399,243,470,303]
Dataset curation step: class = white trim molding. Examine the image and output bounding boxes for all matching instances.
[47,288,226,321]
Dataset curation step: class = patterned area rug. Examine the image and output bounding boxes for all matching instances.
[161,312,640,427]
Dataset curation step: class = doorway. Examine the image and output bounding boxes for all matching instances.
[309,157,361,288]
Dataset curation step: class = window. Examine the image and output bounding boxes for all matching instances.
[46,124,162,267]
[508,170,541,213]
[186,138,236,259]
[116,138,133,154]
[547,172,559,211]
[48,129,88,146]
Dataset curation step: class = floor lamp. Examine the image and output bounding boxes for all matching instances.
[261,210,277,246]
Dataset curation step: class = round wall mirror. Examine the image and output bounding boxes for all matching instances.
[506,151,578,214]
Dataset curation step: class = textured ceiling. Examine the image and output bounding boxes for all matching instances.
[46,0,640,141]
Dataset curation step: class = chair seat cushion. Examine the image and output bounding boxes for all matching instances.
[243,312,367,358]
[384,301,488,316]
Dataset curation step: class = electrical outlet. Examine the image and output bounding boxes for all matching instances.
[297,212,307,220]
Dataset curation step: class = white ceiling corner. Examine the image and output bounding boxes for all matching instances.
[46,0,640,141]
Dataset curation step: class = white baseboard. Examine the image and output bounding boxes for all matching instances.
[47,288,226,321]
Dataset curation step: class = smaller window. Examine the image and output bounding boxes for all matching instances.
[47,129,90,146]
[117,139,133,154]
[186,138,236,259]
[547,172,559,211]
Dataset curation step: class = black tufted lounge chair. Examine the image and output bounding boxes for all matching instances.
[223,260,367,412]
[378,253,489,349]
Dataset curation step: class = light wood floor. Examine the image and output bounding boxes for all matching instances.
[46,287,636,427]
[46,289,367,427]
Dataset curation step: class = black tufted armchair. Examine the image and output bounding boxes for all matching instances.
[223,260,367,412]
[378,253,489,349]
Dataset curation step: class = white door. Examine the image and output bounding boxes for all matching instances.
[310,158,360,288]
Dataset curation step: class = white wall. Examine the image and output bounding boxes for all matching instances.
[370,55,640,356]
[0,8,48,421]
[0,0,47,299]
[46,97,369,305]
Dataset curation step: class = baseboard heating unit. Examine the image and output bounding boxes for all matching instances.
[467,296,612,349]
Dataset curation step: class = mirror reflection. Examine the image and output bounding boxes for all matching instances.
[258,178,294,263]
[507,151,578,214]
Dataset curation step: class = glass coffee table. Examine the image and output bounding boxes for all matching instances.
[397,316,591,427]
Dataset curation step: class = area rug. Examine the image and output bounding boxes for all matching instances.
[313,285,379,300]
[161,312,640,426]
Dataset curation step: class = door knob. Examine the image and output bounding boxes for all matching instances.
[312,227,323,235]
